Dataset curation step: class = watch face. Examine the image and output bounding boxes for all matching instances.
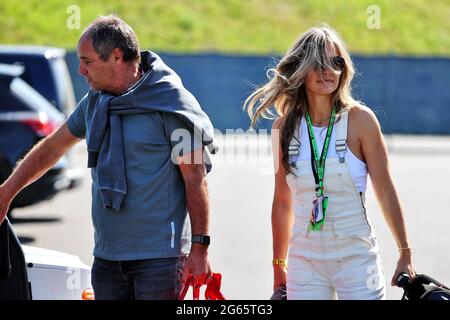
[192,235,210,245]
[202,235,210,245]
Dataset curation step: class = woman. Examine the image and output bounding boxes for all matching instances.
[245,24,415,299]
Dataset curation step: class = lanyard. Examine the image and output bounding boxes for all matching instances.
[305,107,337,197]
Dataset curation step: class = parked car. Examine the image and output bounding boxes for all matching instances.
[0,219,93,300]
[0,46,82,218]
[0,45,76,115]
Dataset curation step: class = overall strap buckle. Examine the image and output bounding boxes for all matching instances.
[288,119,302,167]
[335,139,347,163]
[288,139,301,167]
[335,111,349,163]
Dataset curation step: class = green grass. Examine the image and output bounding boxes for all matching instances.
[0,0,449,55]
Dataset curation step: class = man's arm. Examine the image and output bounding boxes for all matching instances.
[177,147,212,288]
[178,148,209,235]
[0,123,81,223]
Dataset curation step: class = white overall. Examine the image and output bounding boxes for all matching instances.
[285,111,386,300]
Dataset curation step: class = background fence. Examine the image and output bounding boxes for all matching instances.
[66,52,450,134]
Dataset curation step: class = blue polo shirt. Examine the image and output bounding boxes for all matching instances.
[67,94,200,261]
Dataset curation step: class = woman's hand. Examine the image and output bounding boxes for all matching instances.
[391,250,415,286]
[273,264,287,290]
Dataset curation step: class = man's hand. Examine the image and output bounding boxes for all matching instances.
[181,244,212,291]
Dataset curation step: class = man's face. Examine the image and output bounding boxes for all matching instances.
[77,38,116,92]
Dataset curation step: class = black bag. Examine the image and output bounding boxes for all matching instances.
[400,274,450,300]
[0,218,32,300]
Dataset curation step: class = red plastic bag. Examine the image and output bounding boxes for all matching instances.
[178,273,226,300]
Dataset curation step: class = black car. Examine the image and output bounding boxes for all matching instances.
[0,46,82,218]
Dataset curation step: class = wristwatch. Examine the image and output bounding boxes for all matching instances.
[191,235,210,246]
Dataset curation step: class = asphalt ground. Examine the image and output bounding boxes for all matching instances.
[11,134,450,300]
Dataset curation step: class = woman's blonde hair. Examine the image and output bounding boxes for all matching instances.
[244,23,361,174]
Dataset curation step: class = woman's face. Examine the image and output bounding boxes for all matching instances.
[304,45,342,97]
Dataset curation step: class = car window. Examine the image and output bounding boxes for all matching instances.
[0,76,29,111]
[50,58,76,115]
[0,54,58,110]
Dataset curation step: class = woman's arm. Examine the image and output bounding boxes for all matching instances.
[355,106,415,285]
[271,118,294,290]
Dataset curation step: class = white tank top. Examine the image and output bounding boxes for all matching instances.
[296,114,368,192]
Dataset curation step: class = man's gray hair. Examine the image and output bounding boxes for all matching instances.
[81,15,141,64]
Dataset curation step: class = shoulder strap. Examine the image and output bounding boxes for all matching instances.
[288,118,302,167]
[335,111,349,163]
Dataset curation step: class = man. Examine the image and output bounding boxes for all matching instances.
[0,15,215,300]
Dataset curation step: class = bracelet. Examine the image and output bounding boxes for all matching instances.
[398,247,411,251]
[272,258,287,265]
